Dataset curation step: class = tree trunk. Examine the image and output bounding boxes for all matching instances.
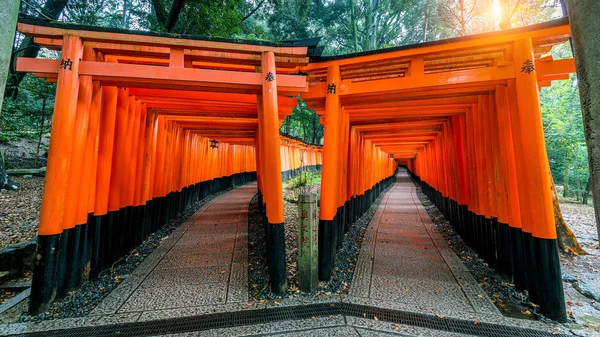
[551,178,587,255]
[364,0,372,51]
[312,114,318,144]
[423,0,430,42]
[563,165,570,198]
[35,98,47,166]
[499,0,512,30]
[350,0,359,52]
[0,149,19,190]
[583,176,592,204]
[0,0,19,190]
[566,0,600,242]
[284,115,291,134]
[4,0,68,101]
[0,0,20,130]
[458,0,467,36]
[150,0,186,32]
[370,0,379,50]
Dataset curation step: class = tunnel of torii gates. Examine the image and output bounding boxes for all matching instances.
[15,16,576,321]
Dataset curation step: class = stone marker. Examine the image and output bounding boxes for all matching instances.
[298,193,318,292]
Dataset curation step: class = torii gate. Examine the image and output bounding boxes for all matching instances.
[15,17,321,314]
[300,17,574,322]
[16,15,575,322]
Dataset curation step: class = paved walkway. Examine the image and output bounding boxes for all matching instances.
[349,169,501,317]
[91,183,255,316]
[2,174,566,336]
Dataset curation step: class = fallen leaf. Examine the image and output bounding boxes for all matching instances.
[474,320,480,325]
[374,316,379,321]
[436,314,445,319]
[311,316,316,321]
[394,326,399,332]
[274,301,281,305]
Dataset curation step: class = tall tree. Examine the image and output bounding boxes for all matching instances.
[150,0,185,32]
[0,0,20,190]
[566,0,600,242]
[5,0,68,101]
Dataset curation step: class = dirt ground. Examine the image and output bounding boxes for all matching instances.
[0,176,43,250]
[558,198,600,336]
[0,137,49,170]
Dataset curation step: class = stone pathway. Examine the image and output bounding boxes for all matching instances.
[349,169,501,317]
[2,175,568,336]
[91,183,254,316]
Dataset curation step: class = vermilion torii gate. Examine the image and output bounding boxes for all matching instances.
[15,17,322,314]
[300,18,574,322]
[16,15,575,322]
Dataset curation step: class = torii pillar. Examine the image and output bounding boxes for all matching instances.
[257,51,287,294]
[318,64,341,280]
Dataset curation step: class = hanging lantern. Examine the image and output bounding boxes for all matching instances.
[210,139,219,149]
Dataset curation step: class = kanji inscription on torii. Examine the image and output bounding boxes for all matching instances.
[298,193,318,292]
[521,59,535,74]
[327,83,336,94]
[59,58,73,71]
[265,72,275,82]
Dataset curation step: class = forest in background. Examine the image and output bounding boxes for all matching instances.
[0,0,589,202]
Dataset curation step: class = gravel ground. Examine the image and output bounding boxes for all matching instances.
[248,179,390,301]
[0,187,234,324]
[0,176,44,250]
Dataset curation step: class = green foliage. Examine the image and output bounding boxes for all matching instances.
[1,74,55,139]
[540,43,589,201]
[168,0,242,37]
[284,170,321,190]
[280,98,323,145]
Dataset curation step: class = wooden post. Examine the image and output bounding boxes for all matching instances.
[298,193,318,292]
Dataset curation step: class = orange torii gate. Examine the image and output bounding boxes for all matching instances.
[15,14,575,323]
[15,17,322,314]
[300,18,574,322]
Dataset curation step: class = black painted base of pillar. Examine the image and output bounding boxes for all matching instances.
[317,173,395,281]
[318,219,333,281]
[534,237,567,322]
[29,171,258,315]
[29,234,59,315]
[266,222,287,294]
[510,226,528,291]
[409,169,567,322]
